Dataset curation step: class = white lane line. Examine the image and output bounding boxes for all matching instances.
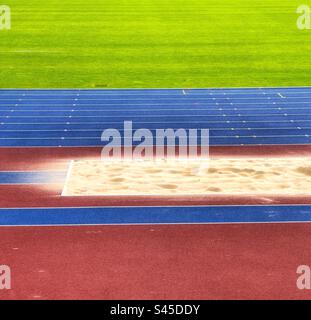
[1,96,311,101]
[0,127,310,132]
[0,143,310,149]
[2,120,311,125]
[0,134,310,140]
[61,160,74,196]
[2,113,311,118]
[278,93,286,99]
[3,107,311,113]
[1,100,311,105]
[0,127,309,132]
[1,102,311,108]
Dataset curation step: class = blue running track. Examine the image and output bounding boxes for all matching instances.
[0,205,311,226]
[0,87,311,147]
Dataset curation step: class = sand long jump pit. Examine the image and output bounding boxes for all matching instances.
[61,158,311,197]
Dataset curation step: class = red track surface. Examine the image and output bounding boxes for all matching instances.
[1,145,311,300]
[1,184,311,208]
[1,145,311,208]
[1,145,311,171]
[0,224,311,300]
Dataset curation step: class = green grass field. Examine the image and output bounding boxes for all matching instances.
[0,0,310,88]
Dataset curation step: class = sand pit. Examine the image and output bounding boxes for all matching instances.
[61,158,311,196]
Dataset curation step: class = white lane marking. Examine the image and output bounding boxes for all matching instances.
[0,134,309,140]
[0,127,309,132]
[2,113,311,118]
[0,105,311,113]
[1,119,311,125]
[61,160,74,196]
[278,93,286,99]
[2,101,311,109]
[3,106,311,112]
[1,143,311,149]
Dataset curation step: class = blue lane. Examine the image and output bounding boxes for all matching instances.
[0,171,66,184]
[0,88,311,147]
[0,128,310,139]
[3,115,311,123]
[0,205,311,226]
[1,108,311,116]
[0,98,311,105]
[1,103,311,111]
[1,97,311,104]
[0,121,308,130]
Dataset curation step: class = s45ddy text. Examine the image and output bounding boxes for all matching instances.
[110,304,200,318]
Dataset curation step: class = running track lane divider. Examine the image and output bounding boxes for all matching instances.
[0,205,311,226]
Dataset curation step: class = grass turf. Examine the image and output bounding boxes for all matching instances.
[0,0,310,88]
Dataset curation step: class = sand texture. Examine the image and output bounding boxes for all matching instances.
[62,158,311,196]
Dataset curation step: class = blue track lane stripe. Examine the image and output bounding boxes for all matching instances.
[0,172,66,184]
[0,205,311,226]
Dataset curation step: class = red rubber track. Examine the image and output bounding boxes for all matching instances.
[1,145,311,300]
[1,145,311,171]
[0,223,311,300]
[0,145,311,207]
[1,184,311,208]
